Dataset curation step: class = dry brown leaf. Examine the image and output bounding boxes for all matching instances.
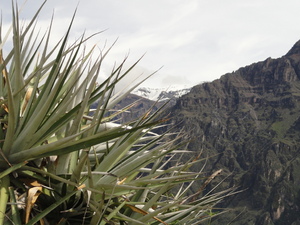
[200,169,222,191]
[191,169,223,202]
[117,177,127,185]
[25,186,42,223]
[77,184,86,190]
[22,87,33,113]
[21,179,43,187]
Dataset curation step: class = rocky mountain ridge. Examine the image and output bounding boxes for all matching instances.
[108,86,190,123]
[133,86,191,102]
[108,40,300,224]
[167,40,300,225]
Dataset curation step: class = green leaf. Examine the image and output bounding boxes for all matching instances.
[0,175,10,225]
[8,187,22,225]
[0,161,27,179]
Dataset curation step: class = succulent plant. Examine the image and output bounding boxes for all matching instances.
[0,1,234,224]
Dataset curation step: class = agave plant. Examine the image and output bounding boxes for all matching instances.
[0,1,235,225]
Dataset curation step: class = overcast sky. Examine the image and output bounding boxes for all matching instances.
[1,0,300,89]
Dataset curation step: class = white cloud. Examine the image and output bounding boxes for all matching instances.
[1,0,300,89]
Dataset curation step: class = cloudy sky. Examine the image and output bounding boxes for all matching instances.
[1,0,300,88]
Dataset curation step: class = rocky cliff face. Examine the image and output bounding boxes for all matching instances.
[168,40,300,225]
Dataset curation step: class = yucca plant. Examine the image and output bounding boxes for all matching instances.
[0,1,236,224]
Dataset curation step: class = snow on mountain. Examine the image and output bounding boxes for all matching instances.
[132,85,191,101]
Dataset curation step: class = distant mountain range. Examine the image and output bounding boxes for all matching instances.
[107,86,191,123]
[132,86,191,102]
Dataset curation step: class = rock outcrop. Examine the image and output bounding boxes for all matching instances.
[168,40,300,225]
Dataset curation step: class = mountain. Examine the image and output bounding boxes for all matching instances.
[133,86,191,102]
[105,86,191,123]
[165,40,300,225]
[105,40,300,224]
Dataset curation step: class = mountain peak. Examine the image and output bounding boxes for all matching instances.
[133,86,191,102]
[286,39,300,56]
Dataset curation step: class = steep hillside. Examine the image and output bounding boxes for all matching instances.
[168,40,300,225]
